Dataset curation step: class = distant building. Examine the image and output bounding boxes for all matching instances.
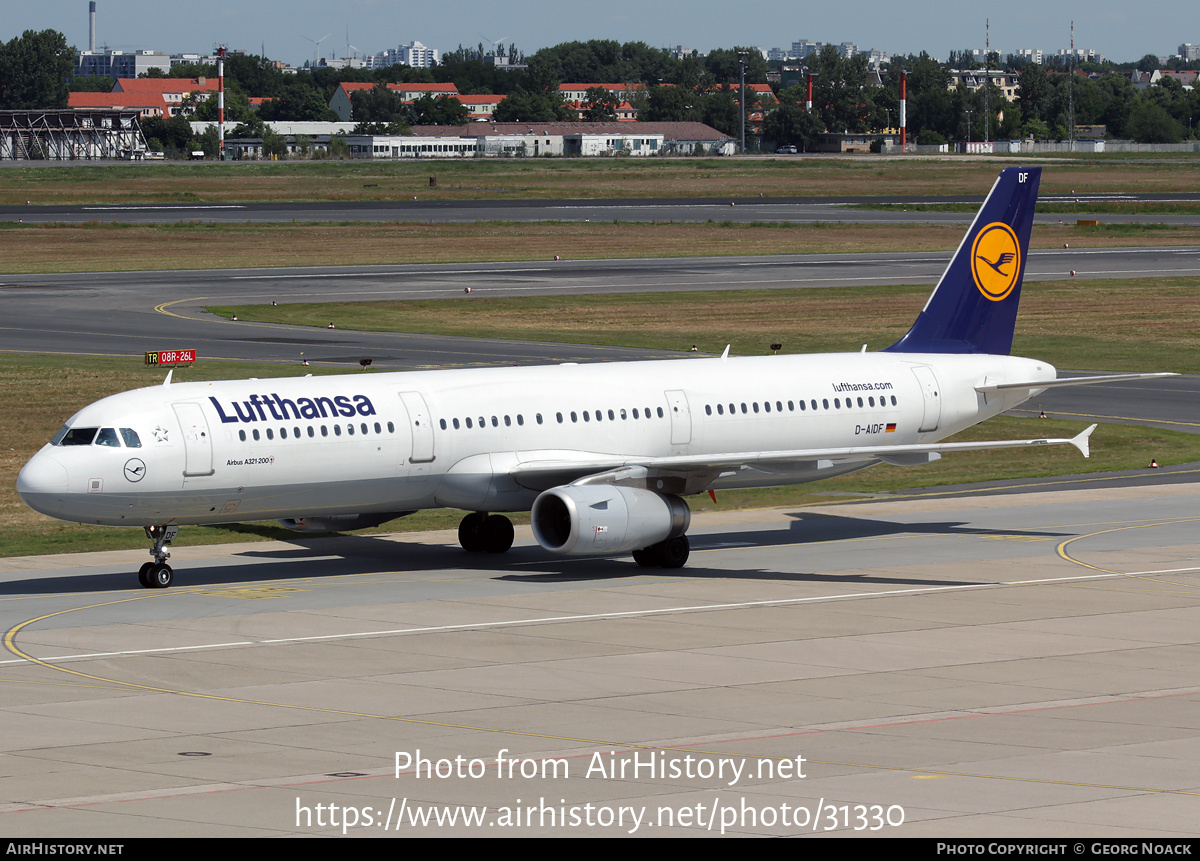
[2,109,148,160]
[345,121,734,159]
[1056,48,1103,64]
[485,53,527,73]
[361,41,440,70]
[1180,43,1200,62]
[327,82,460,121]
[790,40,821,59]
[558,83,639,101]
[318,57,366,71]
[68,91,166,119]
[947,69,1021,100]
[76,50,170,79]
[112,78,220,117]
[1149,70,1199,88]
[399,41,439,68]
[813,131,901,153]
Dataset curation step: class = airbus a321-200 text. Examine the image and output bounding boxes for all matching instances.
[17,167,1173,588]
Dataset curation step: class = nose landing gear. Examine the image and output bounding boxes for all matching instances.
[138,525,178,588]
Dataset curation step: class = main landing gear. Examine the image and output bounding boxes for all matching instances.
[458,512,514,554]
[632,535,690,569]
[138,524,178,588]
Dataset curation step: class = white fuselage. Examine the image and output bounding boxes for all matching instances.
[17,351,1054,528]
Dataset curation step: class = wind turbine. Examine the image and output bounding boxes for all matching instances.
[302,32,332,65]
[480,33,510,58]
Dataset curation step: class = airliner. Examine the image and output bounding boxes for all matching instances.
[17,167,1172,588]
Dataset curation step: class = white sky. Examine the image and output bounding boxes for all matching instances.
[5,0,1192,68]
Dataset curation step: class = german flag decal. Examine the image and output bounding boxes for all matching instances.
[885,423,897,433]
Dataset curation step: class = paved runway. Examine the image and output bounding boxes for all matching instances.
[5,191,1200,226]
[4,247,1200,368]
[3,483,1199,836]
[3,249,1195,431]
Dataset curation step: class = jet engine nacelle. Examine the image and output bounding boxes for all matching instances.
[277,512,413,534]
[531,485,690,556]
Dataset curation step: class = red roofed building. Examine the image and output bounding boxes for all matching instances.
[455,94,506,121]
[68,91,167,119]
[112,78,221,116]
[558,83,648,102]
[562,99,640,121]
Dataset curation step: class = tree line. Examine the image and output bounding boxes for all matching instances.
[3,29,1198,152]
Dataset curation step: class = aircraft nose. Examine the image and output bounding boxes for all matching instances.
[17,452,70,500]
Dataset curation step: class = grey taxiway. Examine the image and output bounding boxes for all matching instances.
[5,190,1200,226]
[3,483,1199,836]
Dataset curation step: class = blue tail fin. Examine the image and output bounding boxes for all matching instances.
[885,166,1041,355]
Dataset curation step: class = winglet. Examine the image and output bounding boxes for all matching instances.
[163,369,173,386]
[721,345,730,359]
[1070,423,1098,458]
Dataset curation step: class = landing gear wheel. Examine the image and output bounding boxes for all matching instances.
[142,524,179,589]
[482,515,514,554]
[632,547,658,567]
[657,535,690,569]
[458,512,488,553]
[147,563,173,588]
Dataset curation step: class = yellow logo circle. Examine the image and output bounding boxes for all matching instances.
[971,222,1021,301]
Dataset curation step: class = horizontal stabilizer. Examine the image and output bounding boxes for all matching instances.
[976,372,1177,394]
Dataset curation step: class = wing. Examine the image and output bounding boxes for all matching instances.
[510,425,1098,495]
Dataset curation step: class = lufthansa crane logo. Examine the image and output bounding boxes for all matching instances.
[971,222,1021,302]
[124,458,146,483]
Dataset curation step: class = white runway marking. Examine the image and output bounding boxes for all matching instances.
[14,567,1197,668]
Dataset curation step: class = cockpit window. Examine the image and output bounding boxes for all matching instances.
[57,427,99,446]
[120,428,142,448]
[95,428,121,448]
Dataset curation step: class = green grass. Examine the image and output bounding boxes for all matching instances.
[5,156,1200,205]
